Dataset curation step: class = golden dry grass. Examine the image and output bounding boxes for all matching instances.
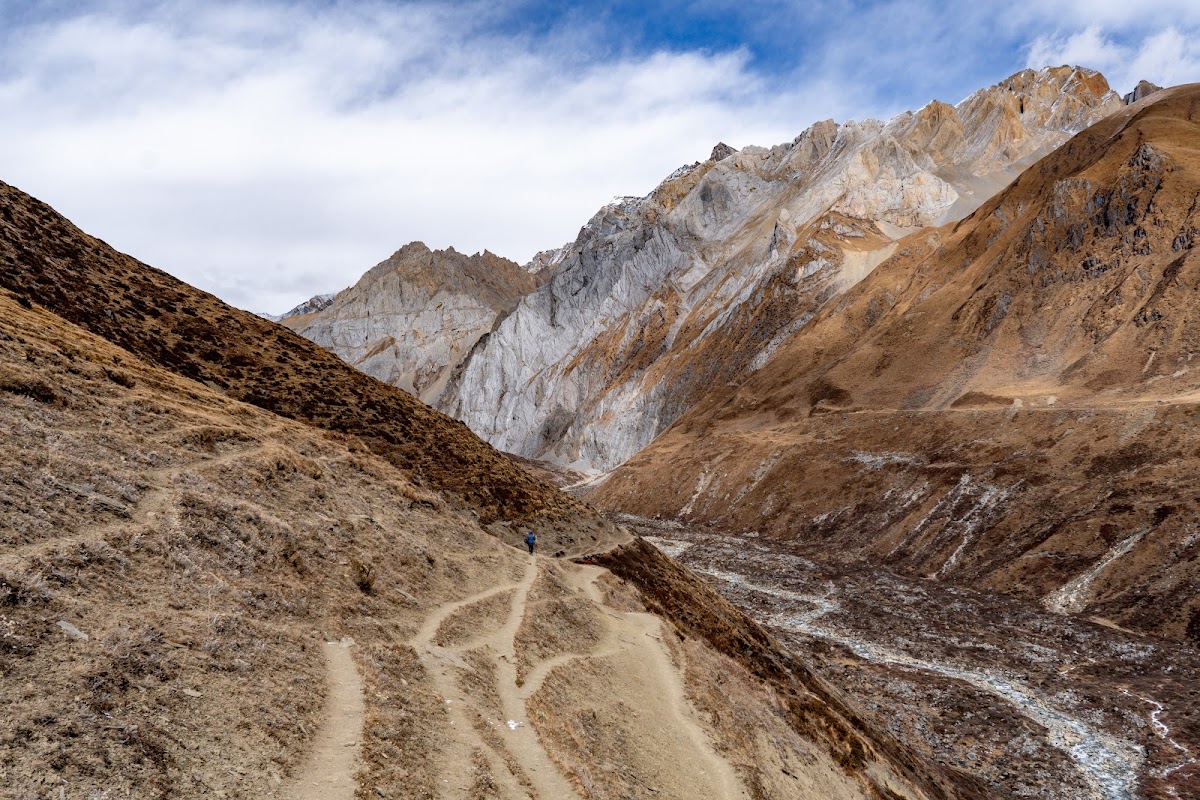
[592,85,1200,641]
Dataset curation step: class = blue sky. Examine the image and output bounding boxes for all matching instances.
[0,1,1197,312]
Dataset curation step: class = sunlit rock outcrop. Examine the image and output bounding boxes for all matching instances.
[283,242,541,404]
[442,66,1122,471]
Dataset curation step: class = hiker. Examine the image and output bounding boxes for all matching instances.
[524,530,536,555]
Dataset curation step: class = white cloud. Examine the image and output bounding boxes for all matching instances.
[1125,28,1200,90]
[0,3,843,313]
[1,1,1196,314]
[1011,0,1200,30]
[1026,27,1127,75]
[1024,22,1200,96]
[1014,0,1200,94]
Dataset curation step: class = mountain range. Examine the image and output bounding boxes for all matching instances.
[594,81,1200,643]
[289,66,1130,473]
[0,178,968,797]
[5,61,1199,799]
[281,66,1200,646]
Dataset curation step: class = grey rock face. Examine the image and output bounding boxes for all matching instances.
[284,243,540,405]
[1123,80,1163,105]
[441,67,1123,473]
[709,142,738,162]
[285,67,1125,474]
[258,293,336,323]
[280,293,336,320]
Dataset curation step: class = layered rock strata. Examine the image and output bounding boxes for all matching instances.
[284,243,542,405]
[0,179,964,799]
[591,84,1200,641]
[440,66,1123,471]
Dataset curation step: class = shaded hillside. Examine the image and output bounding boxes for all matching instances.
[586,539,991,800]
[592,85,1200,640]
[0,182,595,539]
[0,286,546,796]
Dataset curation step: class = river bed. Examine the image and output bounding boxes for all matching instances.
[618,516,1198,799]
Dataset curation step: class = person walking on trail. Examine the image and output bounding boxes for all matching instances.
[524,530,536,555]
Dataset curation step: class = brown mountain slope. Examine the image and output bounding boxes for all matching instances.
[0,287,543,796]
[0,187,973,797]
[0,181,605,547]
[0,279,966,798]
[592,84,1200,641]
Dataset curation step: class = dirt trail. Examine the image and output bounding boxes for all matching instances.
[488,560,582,798]
[2,434,276,568]
[554,565,749,800]
[282,637,366,800]
[406,556,748,799]
[412,580,525,647]
[410,559,576,798]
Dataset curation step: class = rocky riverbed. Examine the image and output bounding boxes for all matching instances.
[618,515,1200,799]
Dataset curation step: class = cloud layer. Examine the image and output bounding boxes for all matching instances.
[0,1,1195,312]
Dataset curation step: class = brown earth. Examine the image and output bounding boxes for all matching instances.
[0,287,542,797]
[0,180,604,546]
[0,272,950,799]
[591,85,1200,640]
[0,187,968,796]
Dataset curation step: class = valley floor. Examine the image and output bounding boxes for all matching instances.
[621,515,1200,800]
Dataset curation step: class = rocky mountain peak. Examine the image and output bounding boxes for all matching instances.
[1124,79,1163,104]
[434,66,1129,473]
[285,67,1132,475]
[996,65,1112,100]
[708,142,738,161]
[524,244,573,278]
[283,241,544,404]
[361,241,533,302]
[960,65,1119,138]
[594,83,1200,643]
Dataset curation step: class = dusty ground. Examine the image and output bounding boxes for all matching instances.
[6,91,1162,798]
[0,262,947,797]
[0,288,578,798]
[284,638,365,799]
[0,178,614,547]
[625,515,1200,800]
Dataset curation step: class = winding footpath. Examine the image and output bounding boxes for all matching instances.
[282,637,366,800]
[407,556,747,799]
[276,549,748,799]
[408,561,571,798]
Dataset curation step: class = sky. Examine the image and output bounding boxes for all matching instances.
[1,1,1197,313]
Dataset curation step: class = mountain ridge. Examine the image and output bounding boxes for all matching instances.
[589,82,1200,642]
[282,241,543,405]
[0,182,968,799]
[291,65,1128,474]
[441,66,1124,472]
[0,181,593,539]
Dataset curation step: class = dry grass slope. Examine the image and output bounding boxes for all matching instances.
[592,85,1200,641]
[0,291,552,797]
[0,184,967,799]
[0,182,605,546]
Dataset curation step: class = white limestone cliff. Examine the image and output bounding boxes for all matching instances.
[441,67,1123,471]
[288,67,1124,473]
[283,243,540,405]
